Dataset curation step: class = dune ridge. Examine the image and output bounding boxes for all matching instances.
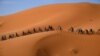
[0,3,100,56]
[1,3,100,34]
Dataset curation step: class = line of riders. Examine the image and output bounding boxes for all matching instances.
[69,27,100,35]
[0,25,62,41]
[0,25,100,41]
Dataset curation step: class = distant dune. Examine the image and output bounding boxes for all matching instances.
[1,3,100,33]
[0,3,100,56]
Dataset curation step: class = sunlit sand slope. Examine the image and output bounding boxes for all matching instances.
[1,3,100,34]
[1,31,100,56]
[0,3,100,56]
[0,31,57,56]
[36,31,100,56]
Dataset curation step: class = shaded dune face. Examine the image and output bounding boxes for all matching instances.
[0,3,100,56]
[1,31,100,56]
[0,31,57,56]
[35,31,100,56]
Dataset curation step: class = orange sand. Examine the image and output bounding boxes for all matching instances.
[0,3,100,56]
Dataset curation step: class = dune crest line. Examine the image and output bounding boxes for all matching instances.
[0,25,100,41]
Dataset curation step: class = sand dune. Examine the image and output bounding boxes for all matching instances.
[1,31,57,56]
[1,3,100,34]
[0,3,100,56]
[0,16,3,26]
[36,31,100,56]
[1,31,100,56]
